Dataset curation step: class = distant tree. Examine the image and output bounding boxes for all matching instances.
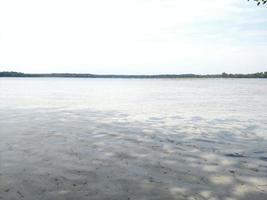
[248,0,267,5]
[222,72,227,78]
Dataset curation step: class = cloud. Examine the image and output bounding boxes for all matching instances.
[0,0,266,74]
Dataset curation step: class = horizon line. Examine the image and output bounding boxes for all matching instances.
[1,71,267,78]
[1,71,267,76]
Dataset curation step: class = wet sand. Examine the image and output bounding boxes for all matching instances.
[0,108,267,200]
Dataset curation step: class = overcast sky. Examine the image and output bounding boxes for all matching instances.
[0,0,266,74]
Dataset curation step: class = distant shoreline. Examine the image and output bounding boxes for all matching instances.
[0,71,267,78]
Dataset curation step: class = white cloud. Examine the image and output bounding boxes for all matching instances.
[0,0,266,74]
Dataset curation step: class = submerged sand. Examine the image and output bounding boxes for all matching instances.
[0,108,267,200]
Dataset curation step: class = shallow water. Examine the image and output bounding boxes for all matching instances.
[0,78,267,200]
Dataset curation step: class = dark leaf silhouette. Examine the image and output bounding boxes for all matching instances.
[248,0,267,5]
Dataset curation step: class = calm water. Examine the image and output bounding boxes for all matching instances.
[1,78,267,119]
[0,78,267,200]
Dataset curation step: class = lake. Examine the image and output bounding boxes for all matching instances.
[0,78,267,200]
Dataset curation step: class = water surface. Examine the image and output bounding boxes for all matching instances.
[0,78,267,200]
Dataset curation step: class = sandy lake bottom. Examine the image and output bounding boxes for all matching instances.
[0,78,267,200]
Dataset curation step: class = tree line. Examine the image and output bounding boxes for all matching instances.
[0,71,267,78]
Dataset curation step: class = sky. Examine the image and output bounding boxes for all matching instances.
[0,0,267,75]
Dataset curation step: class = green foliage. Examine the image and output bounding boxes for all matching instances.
[248,0,267,6]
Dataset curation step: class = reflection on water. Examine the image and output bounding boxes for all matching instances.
[0,78,267,200]
[1,78,267,118]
